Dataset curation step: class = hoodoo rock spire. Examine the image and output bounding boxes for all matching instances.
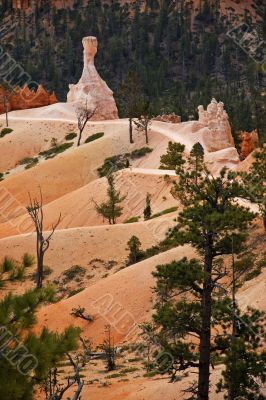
[67,36,118,120]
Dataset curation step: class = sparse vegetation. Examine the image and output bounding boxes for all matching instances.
[1,256,17,273]
[150,206,178,219]
[65,132,77,140]
[0,127,13,138]
[71,306,94,322]
[25,158,39,169]
[63,265,86,283]
[97,154,130,177]
[22,253,35,268]
[130,147,152,159]
[68,287,85,298]
[124,216,140,223]
[39,142,73,159]
[85,131,104,143]
[9,265,26,281]
[0,253,35,283]
[19,157,39,169]
[98,148,153,177]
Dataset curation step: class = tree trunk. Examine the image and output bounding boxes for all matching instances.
[4,97,8,127]
[77,130,82,147]
[145,125,148,144]
[72,382,84,400]
[198,240,213,400]
[129,118,133,143]
[36,244,44,289]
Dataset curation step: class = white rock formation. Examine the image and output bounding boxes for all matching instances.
[67,36,118,120]
[197,98,234,152]
[188,98,240,173]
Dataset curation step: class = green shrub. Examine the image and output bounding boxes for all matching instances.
[120,367,139,374]
[39,142,73,159]
[0,172,4,181]
[68,287,85,298]
[150,206,178,219]
[0,128,13,138]
[85,132,104,143]
[97,148,152,177]
[130,147,152,159]
[127,357,142,362]
[98,154,130,177]
[63,265,86,283]
[22,253,35,268]
[65,132,77,141]
[1,256,17,273]
[106,373,125,379]
[143,370,160,378]
[25,158,39,169]
[124,216,140,224]
[9,265,25,281]
[43,266,53,277]
[19,157,38,166]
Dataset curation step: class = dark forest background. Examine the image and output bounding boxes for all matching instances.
[0,0,266,142]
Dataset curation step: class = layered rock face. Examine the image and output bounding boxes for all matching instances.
[67,36,118,120]
[0,85,57,114]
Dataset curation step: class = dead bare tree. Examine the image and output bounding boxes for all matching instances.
[26,188,61,289]
[76,100,96,147]
[44,353,85,400]
[71,306,94,322]
[99,325,117,371]
[0,84,14,127]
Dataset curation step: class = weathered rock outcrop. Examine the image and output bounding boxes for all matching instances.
[239,130,259,159]
[154,113,181,123]
[0,85,57,114]
[197,98,235,152]
[67,36,118,120]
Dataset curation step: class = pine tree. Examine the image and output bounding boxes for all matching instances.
[0,286,80,400]
[217,307,266,400]
[149,144,255,400]
[127,235,143,265]
[241,145,266,231]
[143,192,152,220]
[95,174,126,224]
[160,141,185,170]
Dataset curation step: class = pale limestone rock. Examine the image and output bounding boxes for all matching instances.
[197,98,234,152]
[204,147,240,175]
[67,36,118,120]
